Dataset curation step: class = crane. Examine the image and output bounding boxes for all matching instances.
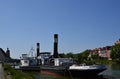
[28,47,35,57]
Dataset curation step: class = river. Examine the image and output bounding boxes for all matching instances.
[100,64,120,79]
[33,64,120,79]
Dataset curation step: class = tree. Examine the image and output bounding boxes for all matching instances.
[110,44,120,61]
[81,50,90,60]
[65,52,74,58]
[59,53,66,58]
[91,54,100,60]
[75,53,83,63]
[73,50,91,63]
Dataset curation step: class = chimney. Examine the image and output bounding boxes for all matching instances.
[53,34,59,58]
[37,43,40,57]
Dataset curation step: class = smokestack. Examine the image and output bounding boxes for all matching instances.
[53,34,59,58]
[37,43,40,57]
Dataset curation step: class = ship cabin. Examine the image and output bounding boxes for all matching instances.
[38,52,51,65]
[20,54,37,67]
[39,52,74,67]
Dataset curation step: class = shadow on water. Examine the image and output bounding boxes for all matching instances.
[33,72,119,79]
[33,73,108,79]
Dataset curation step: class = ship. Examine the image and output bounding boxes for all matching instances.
[20,34,106,77]
[39,52,106,77]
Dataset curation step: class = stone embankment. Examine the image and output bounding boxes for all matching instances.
[0,63,11,79]
[0,63,4,79]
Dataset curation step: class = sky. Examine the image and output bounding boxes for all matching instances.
[0,0,120,59]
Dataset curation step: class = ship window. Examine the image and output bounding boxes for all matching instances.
[30,60,33,63]
[24,60,28,63]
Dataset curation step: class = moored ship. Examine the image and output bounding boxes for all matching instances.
[20,34,107,77]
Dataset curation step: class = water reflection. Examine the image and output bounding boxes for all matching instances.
[101,64,120,79]
[34,73,107,79]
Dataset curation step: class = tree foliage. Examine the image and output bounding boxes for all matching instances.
[65,52,74,58]
[75,50,90,63]
[80,50,90,60]
[91,54,100,60]
[110,44,120,61]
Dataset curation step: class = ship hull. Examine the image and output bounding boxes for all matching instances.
[20,66,41,71]
[40,65,106,77]
[68,68,106,77]
[40,65,67,76]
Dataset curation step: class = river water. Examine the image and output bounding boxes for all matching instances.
[33,64,120,79]
[100,64,120,79]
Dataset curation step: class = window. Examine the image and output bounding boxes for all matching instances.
[24,60,28,63]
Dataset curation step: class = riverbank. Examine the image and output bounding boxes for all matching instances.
[3,64,35,79]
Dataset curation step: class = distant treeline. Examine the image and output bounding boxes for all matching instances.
[60,44,120,64]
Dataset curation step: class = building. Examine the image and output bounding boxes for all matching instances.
[89,46,112,60]
[89,39,120,60]
[115,39,120,45]
[98,46,111,60]
[0,48,11,62]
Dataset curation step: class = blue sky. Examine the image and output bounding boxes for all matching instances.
[0,0,120,58]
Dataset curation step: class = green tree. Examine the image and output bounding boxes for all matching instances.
[73,50,91,63]
[75,53,83,63]
[62,50,91,63]
[110,44,120,61]
[81,50,90,61]
[91,54,100,60]
[65,52,74,58]
[59,53,66,58]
